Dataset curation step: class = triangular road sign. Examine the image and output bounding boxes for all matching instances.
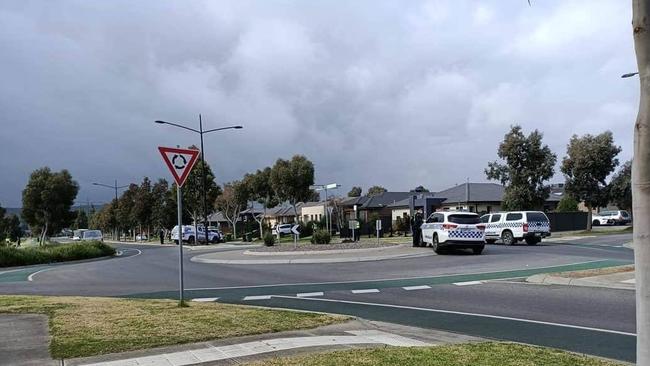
[158,146,201,187]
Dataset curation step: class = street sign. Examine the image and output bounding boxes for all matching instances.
[376,220,381,230]
[325,183,340,190]
[291,225,300,235]
[349,220,360,229]
[158,146,200,187]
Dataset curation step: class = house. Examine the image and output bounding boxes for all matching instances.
[264,204,301,227]
[387,182,564,225]
[300,202,326,223]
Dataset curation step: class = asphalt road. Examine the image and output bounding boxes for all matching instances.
[0,233,636,362]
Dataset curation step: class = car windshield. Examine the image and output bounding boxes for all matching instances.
[526,212,548,222]
[448,214,480,224]
[621,211,630,217]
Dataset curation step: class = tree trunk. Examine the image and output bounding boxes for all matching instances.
[586,204,593,231]
[40,222,48,246]
[633,2,650,364]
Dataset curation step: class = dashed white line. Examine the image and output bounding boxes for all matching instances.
[297,292,324,298]
[351,289,380,294]
[191,297,220,302]
[453,281,483,286]
[243,295,272,301]
[403,285,431,291]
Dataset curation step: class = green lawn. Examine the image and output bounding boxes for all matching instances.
[0,295,348,359]
[246,342,623,366]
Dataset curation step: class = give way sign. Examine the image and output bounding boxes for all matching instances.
[158,146,200,187]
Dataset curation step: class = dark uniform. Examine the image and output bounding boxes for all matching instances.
[159,229,164,245]
[411,211,423,247]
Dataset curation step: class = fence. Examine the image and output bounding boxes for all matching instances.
[546,212,588,232]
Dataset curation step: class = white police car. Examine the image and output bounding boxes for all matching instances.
[479,211,551,245]
[420,211,485,255]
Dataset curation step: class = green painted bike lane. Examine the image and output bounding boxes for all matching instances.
[0,267,49,283]
[129,259,631,300]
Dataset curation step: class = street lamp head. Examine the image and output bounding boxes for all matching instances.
[621,72,639,79]
[234,125,243,129]
[154,120,166,124]
[92,182,99,186]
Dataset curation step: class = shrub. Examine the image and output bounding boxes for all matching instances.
[299,221,316,238]
[225,234,232,242]
[0,241,116,267]
[263,233,275,246]
[311,230,331,244]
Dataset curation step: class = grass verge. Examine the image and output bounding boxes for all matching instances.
[245,342,623,366]
[555,264,634,279]
[0,241,115,267]
[0,295,347,359]
[573,226,633,236]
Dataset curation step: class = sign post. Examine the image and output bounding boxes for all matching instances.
[349,220,360,242]
[376,219,381,245]
[158,146,200,305]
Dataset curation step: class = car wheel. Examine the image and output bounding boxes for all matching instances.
[432,234,444,254]
[502,230,515,246]
[486,239,497,244]
[592,220,600,227]
[525,237,539,245]
[472,246,484,255]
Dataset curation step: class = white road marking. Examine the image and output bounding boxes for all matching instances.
[192,297,220,302]
[403,285,431,291]
[351,289,380,294]
[28,268,52,282]
[453,281,482,286]
[621,279,636,284]
[243,295,272,301]
[187,259,610,291]
[274,296,636,337]
[296,292,324,298]
[118,248,142,258]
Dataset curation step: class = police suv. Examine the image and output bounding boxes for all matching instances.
[479,211,551,245]
[420,211,486,255]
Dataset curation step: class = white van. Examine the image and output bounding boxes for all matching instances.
[480,211,551,245]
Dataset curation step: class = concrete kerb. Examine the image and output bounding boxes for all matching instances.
[527,272,635,290]
[244,244,404,256]
[191,252,436,265]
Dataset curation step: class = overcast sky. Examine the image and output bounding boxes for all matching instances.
[0,0,639,207]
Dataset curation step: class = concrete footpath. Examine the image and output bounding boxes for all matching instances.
[67,320,481,366]
[0,314,59,366]
[191,244,435,264]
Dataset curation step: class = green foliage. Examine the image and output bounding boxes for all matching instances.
[21,167,79,242]
[151,179,176,231]
[410,186,429,193]
[485,125,557,210]
[311,230,331,244]
[214,181,249,238]
[270,155,315,216]
[300,221,316,237]
[347,186,362,197]
[556,195,579,212]
[367,186,387,196]
[561,132,622,210]
[72,209,89,230]
[263,232,275,246]
[5,214,22,242]
[608,160,632,211]
[0,241,115,267]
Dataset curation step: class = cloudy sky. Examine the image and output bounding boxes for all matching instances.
[0,0,638,207]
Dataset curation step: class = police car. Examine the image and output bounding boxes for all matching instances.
[479,211,551,245]
[419,211,485,255]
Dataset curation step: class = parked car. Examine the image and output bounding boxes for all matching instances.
[420,211,485,254]
[593,210,631,226]
[81,230,103,242]
[135,234,148,241]
[592,212,615,226]
[274,224,294,236]
[171,225,220,244]
[72,229,88,241]
[208,228,223,243]
[479,211,551,245]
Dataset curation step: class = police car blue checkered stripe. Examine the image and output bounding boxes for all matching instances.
[448,230,484,239]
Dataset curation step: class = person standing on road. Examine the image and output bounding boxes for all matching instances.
[411,209,423,247]
[159,229,164,245]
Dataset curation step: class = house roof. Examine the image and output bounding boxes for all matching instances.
[435,183,504,203]
[300,201,326,208]
[207,211,228,222]
[266,205,300,217]
[360,192,419,209]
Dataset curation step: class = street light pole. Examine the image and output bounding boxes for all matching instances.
[93,180,130,241]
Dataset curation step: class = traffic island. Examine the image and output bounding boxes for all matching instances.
[191,244,435,264]
[527,265,635,290]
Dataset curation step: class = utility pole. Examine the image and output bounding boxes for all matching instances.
[92,180,130,240]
